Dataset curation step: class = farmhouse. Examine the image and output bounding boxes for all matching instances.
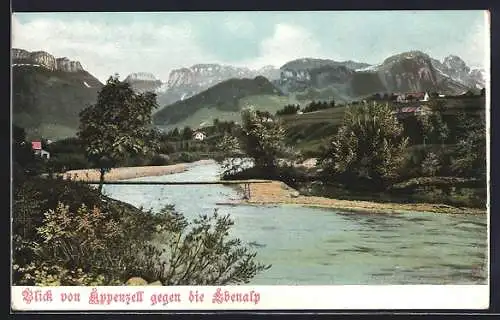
[396,92,430,103]
[392,105,432,118]
[31,141,50,159]
[192,131,207,141]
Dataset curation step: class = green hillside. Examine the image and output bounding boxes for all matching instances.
[156,94,296,131]
[153,76,283,126]
[281,96,486,157]
[12,65,103,140]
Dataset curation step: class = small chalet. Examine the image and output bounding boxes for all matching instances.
[32,141,50,159]
[393,106,431,117]
[396,92,430,103]
[192,131,206,141]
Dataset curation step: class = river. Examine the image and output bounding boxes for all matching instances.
[102,162,488,285]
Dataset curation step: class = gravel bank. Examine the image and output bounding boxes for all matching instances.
[62,160,216,181]
[225,181,486,215]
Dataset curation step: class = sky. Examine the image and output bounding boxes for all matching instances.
[12,11,489,83]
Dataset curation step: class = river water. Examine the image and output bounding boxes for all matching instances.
[103,162,488,285]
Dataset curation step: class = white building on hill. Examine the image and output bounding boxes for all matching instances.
[192,131,207,141]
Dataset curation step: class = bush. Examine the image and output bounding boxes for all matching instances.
[148,154,170,166]
[14,202,132,285]
[158,141,177,154]
[179,152,197,163]
[409,186,486,209]
[48,153,91,172]
[276,104,300,116]
[320,103,409,190]
[13,175,271,285]
[420,152,442,177]
[303,100,335,113]
[13,262,117,286]
[46,137,84,154]
[223,164,309,189]
[137,208,271,285]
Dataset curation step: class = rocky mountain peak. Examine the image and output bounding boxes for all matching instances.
[125,72,160,82]
[443,55,470,73]
[12,48,84,72]
[124,72,163,93]
[165,63,279,90]
[382,50,431,66]
[431,54,483,89]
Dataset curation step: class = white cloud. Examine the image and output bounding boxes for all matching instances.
[464,15,489,69]
[223,16,255,37]
[11,15,217,82]
[437,13,488,69]
[242,23,332,69]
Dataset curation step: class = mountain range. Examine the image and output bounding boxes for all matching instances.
[150,51,485,126]
[11,47,486,138]
[128,51,485,112]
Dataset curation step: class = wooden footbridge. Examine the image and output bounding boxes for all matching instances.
[81,179,270,200]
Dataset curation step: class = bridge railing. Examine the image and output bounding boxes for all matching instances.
[80,180,271,185]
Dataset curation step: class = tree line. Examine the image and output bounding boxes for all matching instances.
[276,99,337,116]
[217,99,486,196]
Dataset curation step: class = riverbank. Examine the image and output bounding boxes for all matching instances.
[223,181,486,215]
[61,159,216,181]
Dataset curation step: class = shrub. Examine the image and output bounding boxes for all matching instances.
[223,164,309,189]
[303,100,335,113]
[148,155,170,166]
[179,152,196,163]
[13,176,271,285]
[135,208,271,285]
[276,104,300,116]
[320,102,409,190]
[48,153,91,172]
[13,262,117,286]
[421,152,442,177]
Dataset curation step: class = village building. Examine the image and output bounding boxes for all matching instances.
[393,105,432,118]
[31,141,50,159]
[396,92,430,103]
[192,131,207,141]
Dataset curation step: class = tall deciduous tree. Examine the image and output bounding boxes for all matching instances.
[450,113,486,179]
[320,102,409,188]
[239,108,291,171]
[216,108,296,177]
[181,126,194,140]
[78,75,159,193]
[417,101,449,146]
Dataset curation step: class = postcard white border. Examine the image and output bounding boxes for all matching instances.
[11,285,490,311]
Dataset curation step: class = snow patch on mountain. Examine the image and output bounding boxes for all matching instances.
[356,64,381,72]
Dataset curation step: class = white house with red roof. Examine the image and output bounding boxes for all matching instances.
[31,141,50,159]
[392,105,432,117]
